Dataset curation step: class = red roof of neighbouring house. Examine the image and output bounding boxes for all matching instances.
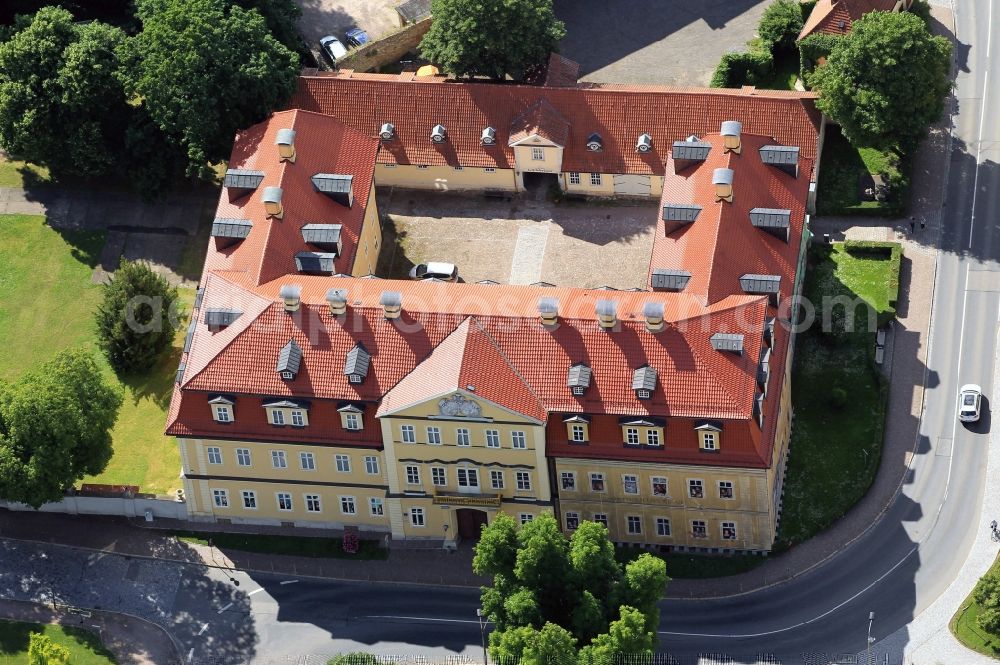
[798,0,903,40]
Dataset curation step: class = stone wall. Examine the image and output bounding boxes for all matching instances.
[1,495,189,520]
[337,17,432,73]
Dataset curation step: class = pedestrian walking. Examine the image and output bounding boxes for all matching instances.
[910,220,915,233]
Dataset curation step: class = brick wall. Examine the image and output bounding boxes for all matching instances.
[337,18,432,73]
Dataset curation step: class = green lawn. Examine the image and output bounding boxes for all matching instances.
[0,620,115,665]
[757,50,800,91]
[817,126,904,216]
[616,546,764,579]
[951,553,1000,658]
[0,158,51,188]
[774,243,897,548]
[0,214,189,494]
[172,531,389,560]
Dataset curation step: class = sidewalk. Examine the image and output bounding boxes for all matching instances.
[0,597,181,665]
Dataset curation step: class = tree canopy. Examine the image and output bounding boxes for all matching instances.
[419,0,566,81]
[28,633,70,665]
[0,7,130,177]
[973,571,1000,633]
[811,11,952,153]
[96,260,180,374]
[0,350,123,508]
[474,514,668,662]
[121,0,299,178]
[757,0,803,51]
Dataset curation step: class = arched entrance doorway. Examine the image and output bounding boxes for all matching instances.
[456,508,489,541]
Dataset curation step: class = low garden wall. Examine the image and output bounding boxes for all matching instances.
[0,495,188,520]
[337,17,432,73]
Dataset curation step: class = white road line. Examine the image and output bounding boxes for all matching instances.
[988,0,995,58]
[187,648,194,663]
[970,68,990,249]
[217,602,233,614]
[247,588,264,596]
[279,579,299,585]
[197,623,208,636]
[363,614,482,625]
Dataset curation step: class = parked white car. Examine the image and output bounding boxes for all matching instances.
[958,384,983,422]
[409,262,458,281]
[320,36,348,66]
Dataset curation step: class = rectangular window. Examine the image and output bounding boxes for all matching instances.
[689,479,704,499]
[490,470,505,489]
[335,454,351,473]
[277,492,292,511]
[305,494,321,512]
[719,481,735,499]
[212,489,229,508]
[457,468,480,488]
[236,448,251,467]
[531,147,544,161]
[566,512,580,530]
[401,424,415,443]
[520,514,533,525]
[213,405,232,422]
[701,432,718,450]
[593,513,608,528]
[626,428,640,445]
[432,467,447,486]
[516,471,531,491]
[722,521,737,540]
[405,465,420,485]
[484,167,497,173]
[453,166,464,171]
[590,473,605,492]
[485,430,500,448]
[571,424,587,442]
[300,452,315,471]
[511,431,527,449]
[637,389,651,400]
[241,490,257,509]
[623,474,638,495]
[271,451,287,469]
[651,477,668,497]
[416,165,429,170]
[569,172,581,185]
[456,428,470,446]
[291,410,305,427]
[206,446,222,465]
[340,496,356,515]
[646,429,661,446]
[270,410,285,426]
[364,456,380,475]
[410,507,425,526]
[627,516,642,534]
[590,173,602,186]
[369,497,384,516]
[561,472,576,491]
[427,426,442,445]
[344,413,361,430]
[384,163,396,168]
[692,520,708,538]
[656,517,671,537]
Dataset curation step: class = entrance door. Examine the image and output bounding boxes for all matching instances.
[457,467,480,493]
[456,508,489,540]
[613,174,651,196]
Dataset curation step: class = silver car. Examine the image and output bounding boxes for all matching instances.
[320,36,348,66]
[958,384,982,422]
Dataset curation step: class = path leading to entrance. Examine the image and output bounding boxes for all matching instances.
[509,224,550,285]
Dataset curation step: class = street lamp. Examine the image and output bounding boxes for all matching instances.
[476,608,488,665]
[207,538,240,586]
[866,611,875,665]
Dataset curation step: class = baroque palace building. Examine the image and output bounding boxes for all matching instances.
[166,67,822,553]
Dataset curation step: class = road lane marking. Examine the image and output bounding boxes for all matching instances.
[279,579,298,585]
[247,588,264,596]
[217,602,233,614]
[363,614,482,625]
[197,623,208,635]
[989,0,995,58]
[187,648,194,663]
[970,69,990,249]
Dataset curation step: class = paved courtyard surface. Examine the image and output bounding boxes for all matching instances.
[554,0,771,86]
[294,0,400,55]
[377,190,657,289]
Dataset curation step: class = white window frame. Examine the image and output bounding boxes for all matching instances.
[484,167,497,173]
[516,471,531,491]
[590,173,602,186]
[702,431,718,450]
[206,446,222,465]
[290,410,305,427]
[519,514,533,525]
[305,494,322,513]
[212,489,229,508]
[560,471,576,491]
[571,424,587,442]
[276,492,293,511]
[427,426,442,445]
[410,507,425,527]
[531,147,544,161]
[719,480,735,500]
[722,521,737,540]
[569,172,581,185]
[457,467,480,489]
[590,472,606,493]
[340,496,357,515]
[626,515,642,534]
[490,470,505,489]
[241,490,257,509]
[271,450,287,469]
[688,479,704,499]
[637,388,651,399]
[335,454,351,473]
[431,467,447,486]
[364,456,380,475]
[623,474,639,495]
[369,497,384,516]
[565,512,580,530]
[270,410,285,426]
[456,428,471,446]
[300,452,315,471]
[626,428,640,445]
[400,424,416,443]
[405,465,420,485]
[692,520,708,538]
[656,517,671,537]
[485,429,500,448]
[344,413,361,431]
[236,448,251,467]
[511,431,527,449]
[213,405,232,423]
[593,513,608,528]
[651,476,668,497]
[646,429,661,446]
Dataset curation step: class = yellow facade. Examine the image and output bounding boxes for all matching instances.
[351,185,383,276]
[374,164,518,191]
[511,137,564,176]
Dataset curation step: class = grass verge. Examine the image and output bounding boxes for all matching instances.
[0,214,188,494]
[171,530,389,560]
[950,552,1000,657]
[616,546,765,579]
[817,126,905,216]
[0,620,115,665]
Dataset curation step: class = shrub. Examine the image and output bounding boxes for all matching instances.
[328,654,380,665]
[710,49,774,87]
[28,633,70,665]
[758,0,804,51]
[830,387,848,409]
[798,32,841,84]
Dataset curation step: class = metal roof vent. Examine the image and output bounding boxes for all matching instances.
[326,288,348,316]
[643,301,665,333]
[223,169,265,202]
[764,316,776,346]
[380,291,402,319]
[311,173,354,208]
[651,268,691,292]
[671,139,712,172]
[538,297,559,327]
[760,145,800,177]
[636,133,653,153]
[711,332,745,354]
[586,132,603,152]
[279,284,301,313]
[344,343,371,384]
[481,127,497,145]
[301,223,343,254]
[276,339,303,380]
[721,120,742,154]
[632,365,657,399]
[295,251,336,274]
[275,128,296,163]
[210,218,252,247]
[567,363,592,395]
[754,392,765,427]
[262,186,284,218]
[758,345,772,392]
[379,123,395,141]
[431,124,448,143]
[662,203,702,223]
[595,299,617,330]
[750,208,791,242]
[712,168,734,203]
[203,308,241,330]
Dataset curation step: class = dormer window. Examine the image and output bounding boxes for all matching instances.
[567,363,592,396]
[208,395,235,423]
[338,404,364,431]
[563,415,590,443]
[632,365,656,400]
[276,339,302,381]
[344,343,371,385]
[637,389,651,400]
[280,371,294,380]
[571,386,585,396]
[264,399,308,428]
[619,417,665,447]
[348,373,363,384]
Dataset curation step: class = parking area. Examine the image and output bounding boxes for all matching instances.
[553,0,770,86]
[376,191,657,290]
[295,0,400,58]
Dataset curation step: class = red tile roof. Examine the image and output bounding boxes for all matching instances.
[290,71,821,176]
[798,0,903,40]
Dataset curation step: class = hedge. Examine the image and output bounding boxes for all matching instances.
[710,49,774,88]
[842,240,902,323]
[798,32,841,83]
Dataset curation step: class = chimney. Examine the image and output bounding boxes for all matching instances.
[326,288,348,316]
[262,186,284,218]
[275,128,296,163]
[712,168,734,203]
[379,123,395,141]
[431,124,447,143]
[538,297,559,327]
[595,299,617,330]
[481,127,497,145]
[643,301,665,333]
[380,291,402,319]
[636,133,653,153]
[279,284,301,313]
[721,120,742,154]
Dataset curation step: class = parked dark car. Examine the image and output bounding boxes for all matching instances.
[345,27,369,48]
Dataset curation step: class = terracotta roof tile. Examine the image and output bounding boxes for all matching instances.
[799,0,901,39]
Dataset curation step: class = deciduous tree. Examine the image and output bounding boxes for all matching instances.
[28,633,70,665]
[419,0,565,81]
[757,0,804,51]
[811,11,952,153]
